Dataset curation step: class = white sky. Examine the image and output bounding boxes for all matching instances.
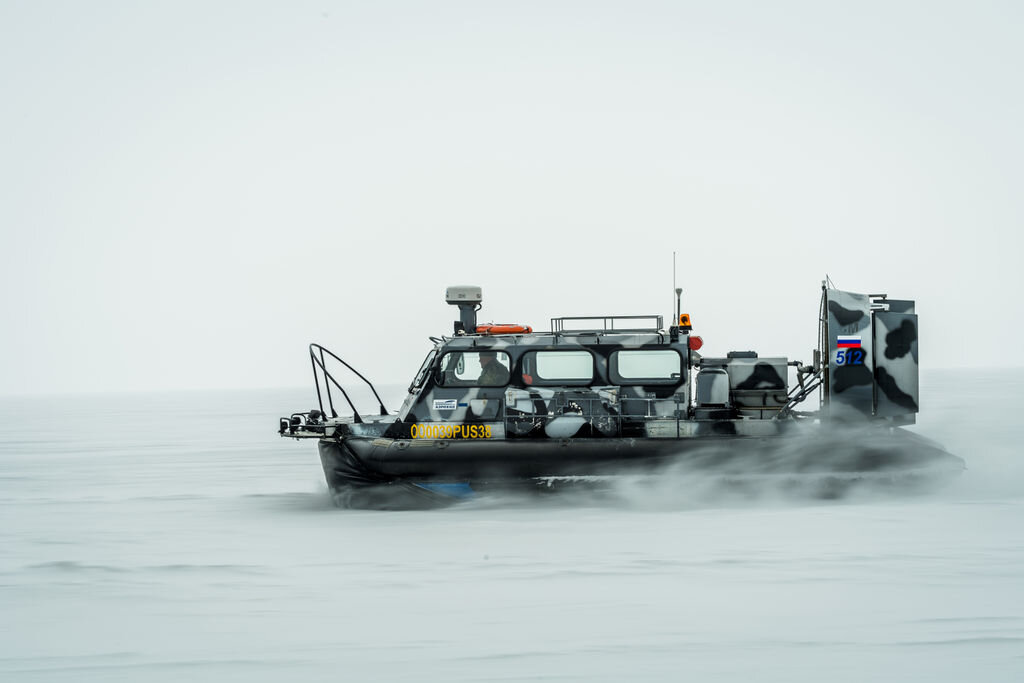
[1,1,1021,395]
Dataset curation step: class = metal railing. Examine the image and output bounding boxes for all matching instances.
[500,394,687,436]
[309,343,389,424]
[550,315,664,334]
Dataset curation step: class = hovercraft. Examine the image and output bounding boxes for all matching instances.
[280,284,964,509]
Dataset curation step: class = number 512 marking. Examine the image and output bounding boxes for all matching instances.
[836,348,865,366]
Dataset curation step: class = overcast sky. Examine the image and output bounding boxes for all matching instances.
[1,1,1021,396]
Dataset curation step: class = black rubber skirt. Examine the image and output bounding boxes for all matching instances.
[317,430,965,510]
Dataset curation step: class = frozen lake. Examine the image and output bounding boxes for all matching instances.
[2,370,1022,681]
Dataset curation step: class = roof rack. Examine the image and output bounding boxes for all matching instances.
[550,315,664,335]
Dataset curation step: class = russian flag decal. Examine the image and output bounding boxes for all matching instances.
[837,335,862,348]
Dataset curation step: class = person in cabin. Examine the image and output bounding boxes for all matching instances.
[478,351,510,385]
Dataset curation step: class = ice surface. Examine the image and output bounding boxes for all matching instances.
[1,370,1022,681]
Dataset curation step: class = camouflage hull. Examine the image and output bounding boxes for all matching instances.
[317,429,964,509]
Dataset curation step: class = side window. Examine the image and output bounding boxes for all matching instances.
[611,349,683,385]
[439,350,512,387]
[522,350,594,386]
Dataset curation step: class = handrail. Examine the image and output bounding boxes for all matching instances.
[502,395,688,437]
[551,315,664,334]
[776,377,822,420]
[309,343,390,423]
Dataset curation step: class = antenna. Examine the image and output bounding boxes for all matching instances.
[673,251,682,322]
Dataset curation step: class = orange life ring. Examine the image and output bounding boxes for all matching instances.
[476,323,533,335]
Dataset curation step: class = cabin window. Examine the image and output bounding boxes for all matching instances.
[611,349,683,384]
[522,350,594,386]
[438,350,511,387]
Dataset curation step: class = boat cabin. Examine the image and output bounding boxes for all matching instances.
[391,286,791,440]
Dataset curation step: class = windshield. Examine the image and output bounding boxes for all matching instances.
[408,349,438,392]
